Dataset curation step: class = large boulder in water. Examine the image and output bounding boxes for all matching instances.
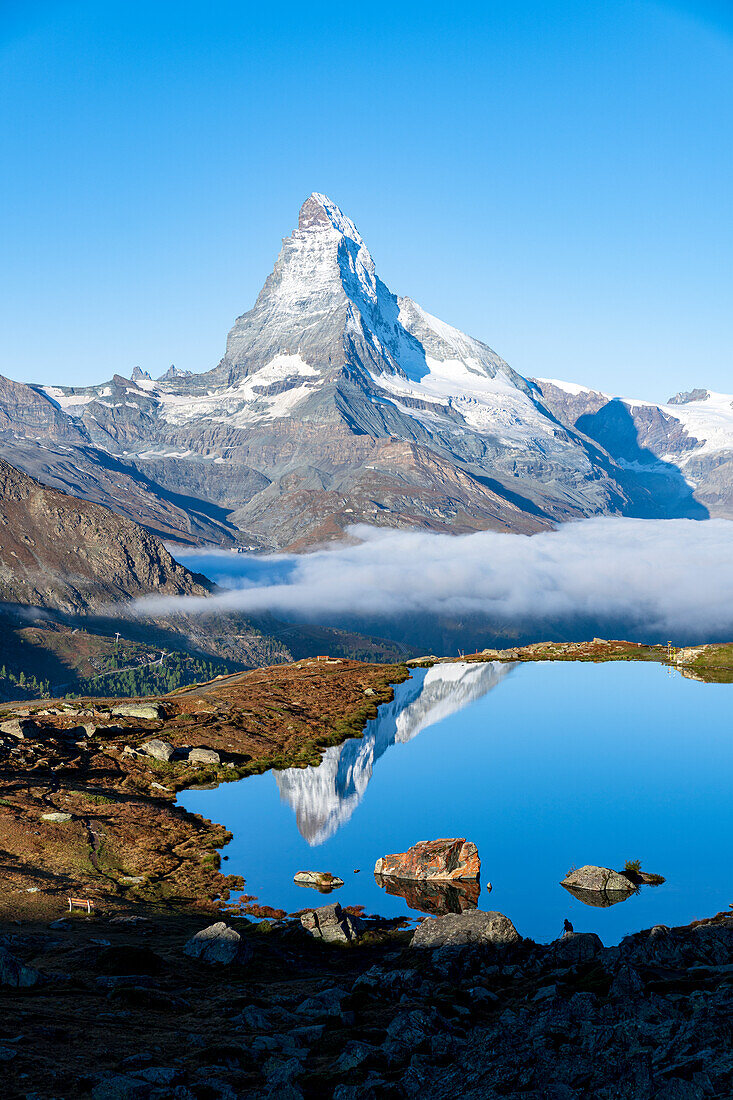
[374,838,480,882]
[411,909,520,949]
[562,865,636,896]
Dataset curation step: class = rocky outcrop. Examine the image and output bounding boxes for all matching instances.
[411,909,520,948]
[375,838,480,883]
[300,903,362,944]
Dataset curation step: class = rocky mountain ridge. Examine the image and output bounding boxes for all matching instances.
[0,459,212,613]
[0,193,730,547]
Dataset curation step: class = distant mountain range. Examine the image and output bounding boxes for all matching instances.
[1,192,731,548]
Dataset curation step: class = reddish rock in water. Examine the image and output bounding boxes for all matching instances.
[374,838,480,883]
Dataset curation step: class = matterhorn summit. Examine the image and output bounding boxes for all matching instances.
[1,191,727,549]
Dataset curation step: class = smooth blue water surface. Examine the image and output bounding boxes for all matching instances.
[179,660,733,946]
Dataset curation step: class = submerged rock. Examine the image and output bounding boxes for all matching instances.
[293,871,344,890]
[374,838,480,883]
[300,903,362,944]
[183,922,251,966]
[411,909,520,949]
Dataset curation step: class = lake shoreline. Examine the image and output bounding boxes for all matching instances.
[1,644,732,1096]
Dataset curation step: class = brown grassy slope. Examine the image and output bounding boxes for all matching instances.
[0,658,408,915]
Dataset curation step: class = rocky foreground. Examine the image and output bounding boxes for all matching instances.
[1,901,732,1099]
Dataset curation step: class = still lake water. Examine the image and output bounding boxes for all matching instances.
[179,661,732,946]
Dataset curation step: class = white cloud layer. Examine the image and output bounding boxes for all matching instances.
[135,518,733,645]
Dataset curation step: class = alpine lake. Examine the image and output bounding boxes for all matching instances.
[179,660,733,946]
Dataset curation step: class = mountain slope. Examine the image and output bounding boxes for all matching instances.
[534,380,733,519]
[0,459,212,613]
[0,193,729,545]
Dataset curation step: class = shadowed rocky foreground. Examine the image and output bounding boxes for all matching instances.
[1,903,732,1098]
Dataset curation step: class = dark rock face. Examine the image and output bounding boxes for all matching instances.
[411,909,520,949]
[375,874,480,916]
[374,838,480,883]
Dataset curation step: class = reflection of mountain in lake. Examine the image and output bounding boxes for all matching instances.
[275,661,513,845]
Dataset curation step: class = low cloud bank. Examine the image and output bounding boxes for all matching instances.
[137,518,733,647]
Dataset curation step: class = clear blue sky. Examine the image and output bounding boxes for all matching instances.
[1,0,731,401]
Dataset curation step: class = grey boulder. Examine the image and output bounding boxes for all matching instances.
[300,903,361,944]
[561,865,635,895]
[139,739,176,762]
[0,717,38,739]
[111,703,164,721]
[187,747,221,765]
[411,909,520,949]
[183,922,251,966]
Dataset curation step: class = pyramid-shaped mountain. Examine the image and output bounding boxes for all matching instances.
[0,193,729,547]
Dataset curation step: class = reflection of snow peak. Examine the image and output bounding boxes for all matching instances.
[275,661,512,845]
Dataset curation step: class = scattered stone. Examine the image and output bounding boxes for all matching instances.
[183,922,251,966]
[0,946,40,988]
[150,782,171,792]
[187,747,221,765]
[411,909,520,949]
[293,870,344,890]
[139,739,175,762]
[119,876,145,885]
[109,915,151,928]
[40,812,72,823]
[300,903,362,944]
[0,718,38,739]
[375,837,480,882]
